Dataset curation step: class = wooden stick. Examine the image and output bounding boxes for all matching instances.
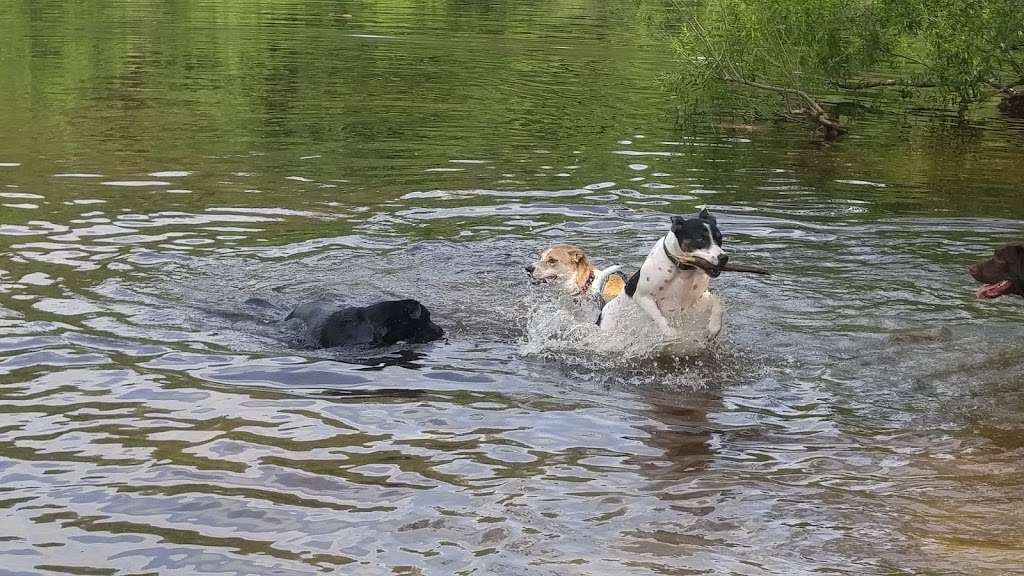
[720,263,771,275]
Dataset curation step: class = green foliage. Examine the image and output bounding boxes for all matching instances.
[670,0,1024,122]
[916,0,1024,109]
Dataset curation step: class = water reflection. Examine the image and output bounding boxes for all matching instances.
[2,0,1024,574]
[634,392,718,480]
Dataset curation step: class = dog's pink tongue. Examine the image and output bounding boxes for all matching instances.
[977,281,1013,299]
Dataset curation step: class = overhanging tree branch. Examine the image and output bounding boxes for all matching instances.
[688,17,846,139]
[673,0,1024,127]
[720,75,847,138]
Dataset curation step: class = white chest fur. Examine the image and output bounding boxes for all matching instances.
[598,234,722,348]
[639,237,711,317]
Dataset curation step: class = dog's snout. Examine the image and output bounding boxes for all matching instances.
[525,264,535,274]
[718,254,729,267]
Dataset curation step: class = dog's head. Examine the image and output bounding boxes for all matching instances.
[526,244,591,291]
[380,299,445,344]
[667,208,727,277]
[969,244,1024,299]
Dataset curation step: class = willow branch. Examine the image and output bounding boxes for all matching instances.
[1003,46,1024,78]
[719,76,846,134]
[687,18,846,137]
[886,51,931,70]
[833,78,941,90]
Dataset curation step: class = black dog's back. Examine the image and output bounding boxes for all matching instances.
[320,306,377,347]
[288,299,444,349]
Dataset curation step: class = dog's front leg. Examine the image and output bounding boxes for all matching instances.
[706,295,723,340]
[634,294,676,336]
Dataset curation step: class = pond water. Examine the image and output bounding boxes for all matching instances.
[2,2,1024,575]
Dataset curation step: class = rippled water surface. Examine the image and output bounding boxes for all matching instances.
[3,2,1024,575]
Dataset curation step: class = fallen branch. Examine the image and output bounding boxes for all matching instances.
[722,75,847,139]
[688,18,846,139]
[985,77,1024,95]
[833,78,941,90]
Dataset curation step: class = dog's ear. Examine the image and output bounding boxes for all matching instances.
[567,247,585,264]
[1003,244,1024,282]
[698,208,715,222]
[670,215,686,228]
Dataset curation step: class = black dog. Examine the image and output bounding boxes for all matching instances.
[286,299,444,348]
[969,244,1024,300]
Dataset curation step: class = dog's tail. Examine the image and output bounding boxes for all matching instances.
[592,265,624,298]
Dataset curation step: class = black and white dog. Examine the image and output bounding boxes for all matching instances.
[598,209,726,349]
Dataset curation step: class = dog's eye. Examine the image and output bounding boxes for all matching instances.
[547,258,557,264]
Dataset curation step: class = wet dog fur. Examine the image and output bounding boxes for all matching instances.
[286,299,444,348]
[526,244,626,304]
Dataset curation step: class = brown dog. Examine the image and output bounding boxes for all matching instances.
[526,244,626,304]
[969,244,1024,299]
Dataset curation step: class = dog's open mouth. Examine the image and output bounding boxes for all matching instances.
[976,280,1015,299]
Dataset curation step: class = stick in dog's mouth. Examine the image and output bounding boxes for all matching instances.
[681,257,772,276]
[681,257,722,278]
[720,263,771,276]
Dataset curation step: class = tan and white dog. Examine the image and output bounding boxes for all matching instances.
[526,244,626,304]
